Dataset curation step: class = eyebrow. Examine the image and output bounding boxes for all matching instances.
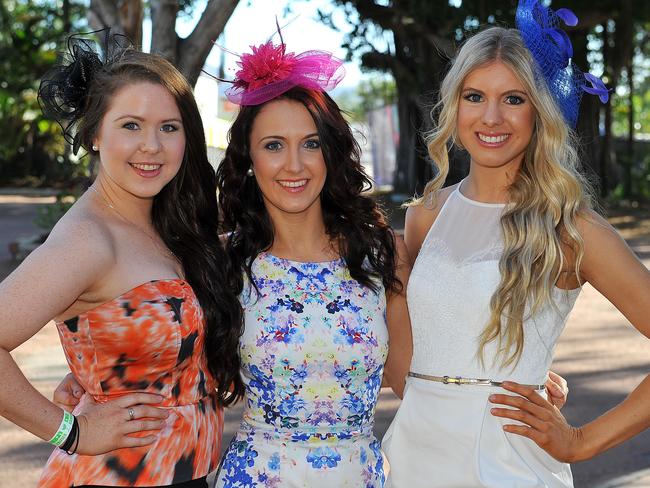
[113,115,182,123]
[257,132,319,144]
[462,87,528,96]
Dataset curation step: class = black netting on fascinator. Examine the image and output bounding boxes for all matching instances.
[38,29,132,154]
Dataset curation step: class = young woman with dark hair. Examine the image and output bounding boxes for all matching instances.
[210,41,412,487]
[219,87,401,303]
[0,33,242,487]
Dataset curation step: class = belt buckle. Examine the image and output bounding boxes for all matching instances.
[442,375,462,385]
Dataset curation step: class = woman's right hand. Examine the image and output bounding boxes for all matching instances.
[74,392,170,455]
[53,373,85,412]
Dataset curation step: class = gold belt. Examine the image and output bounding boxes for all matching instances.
[408,372,545,390]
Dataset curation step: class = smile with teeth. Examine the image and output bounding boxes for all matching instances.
[130,162,162,171]
[477,133,510,144]
[278,179,307,188]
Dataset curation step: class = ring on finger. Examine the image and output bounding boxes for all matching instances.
[128,407,135,421]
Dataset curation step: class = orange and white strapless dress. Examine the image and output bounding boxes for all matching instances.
[38,279,223,487]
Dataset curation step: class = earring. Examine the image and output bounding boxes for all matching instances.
[246,167,254,177]
[92,145,98,152]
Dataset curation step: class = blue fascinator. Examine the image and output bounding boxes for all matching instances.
[515,0,609,127]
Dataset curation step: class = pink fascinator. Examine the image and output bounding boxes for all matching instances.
[224,28,345,106]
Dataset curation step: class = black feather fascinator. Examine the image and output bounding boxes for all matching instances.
[38,29,132,154]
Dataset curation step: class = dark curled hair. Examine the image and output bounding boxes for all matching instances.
[38,32,244,406]
[217,86,401,298]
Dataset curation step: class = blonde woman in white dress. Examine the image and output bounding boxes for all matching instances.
[382,9,650,488]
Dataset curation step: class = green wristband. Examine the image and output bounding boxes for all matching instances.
[48,410,74,447]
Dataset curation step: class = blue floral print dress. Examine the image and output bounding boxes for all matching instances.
[215,252,388,488]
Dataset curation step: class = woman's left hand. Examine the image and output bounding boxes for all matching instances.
[489,381,584,462]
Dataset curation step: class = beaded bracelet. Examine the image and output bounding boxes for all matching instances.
[48,410,74,447]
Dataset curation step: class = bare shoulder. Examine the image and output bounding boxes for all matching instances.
[404,184,457,262]
[405,184,457,231]
[575,208,617,240]
[41,201,116,273]
[0,201,118,347]
[571,208,650,336]
[573,207,644,280]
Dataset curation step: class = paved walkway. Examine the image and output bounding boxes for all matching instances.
[0,196,649,487]
[595,468,650,488]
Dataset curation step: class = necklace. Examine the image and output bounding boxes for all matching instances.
[88,185,178,262]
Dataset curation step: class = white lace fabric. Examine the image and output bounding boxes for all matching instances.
[407,184,580,385]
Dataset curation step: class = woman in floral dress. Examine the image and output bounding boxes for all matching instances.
[212,39,411,488]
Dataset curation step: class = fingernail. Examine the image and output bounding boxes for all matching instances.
[489,395,496,401]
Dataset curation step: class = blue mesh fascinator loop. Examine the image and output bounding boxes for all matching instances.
[515,0,609,127]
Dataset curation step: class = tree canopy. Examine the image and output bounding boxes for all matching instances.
[88,0,240,86]
[321,0,650,199]
[0,0,242,186]
[0,0,86,185]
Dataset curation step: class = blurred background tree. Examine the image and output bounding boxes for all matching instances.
[0,0,86,187]
[88,0,239,86]
[2,0,650,204]
[0,0,242,188]
[320,0,650,200]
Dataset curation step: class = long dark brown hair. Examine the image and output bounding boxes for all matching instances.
[39,39,244,405]
[217,87,400,298]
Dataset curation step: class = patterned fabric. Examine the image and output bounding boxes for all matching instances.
[39,279,223,487]
[215,252,388,488]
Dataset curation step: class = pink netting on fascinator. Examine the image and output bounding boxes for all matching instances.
[224,39,345,106]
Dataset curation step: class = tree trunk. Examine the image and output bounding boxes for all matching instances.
[177,0,240,87]
[88,0,118,32]
[572,27,601,194]
[576,94,601,190]
[119,0,144,48]
[625,58,634,197]
[393,93,421,194]
[150,0,179,62]
[598,24,612,197]
[88,0,239,87]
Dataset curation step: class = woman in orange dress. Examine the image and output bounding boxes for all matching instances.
[0,33,242,487]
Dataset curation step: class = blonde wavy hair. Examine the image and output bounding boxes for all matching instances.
[415,27,594,368]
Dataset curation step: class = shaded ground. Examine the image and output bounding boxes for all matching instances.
[0,195,648,487]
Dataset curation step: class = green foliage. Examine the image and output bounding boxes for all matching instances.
[611,146,650,201]
[318,0,650,198]
[336,75,397,121]
[0,0,88,186]
[34,192,76,231]
[612,89,650,137]
[357,76,397,112]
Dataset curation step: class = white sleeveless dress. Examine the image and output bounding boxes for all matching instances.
[382,184,580,488]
